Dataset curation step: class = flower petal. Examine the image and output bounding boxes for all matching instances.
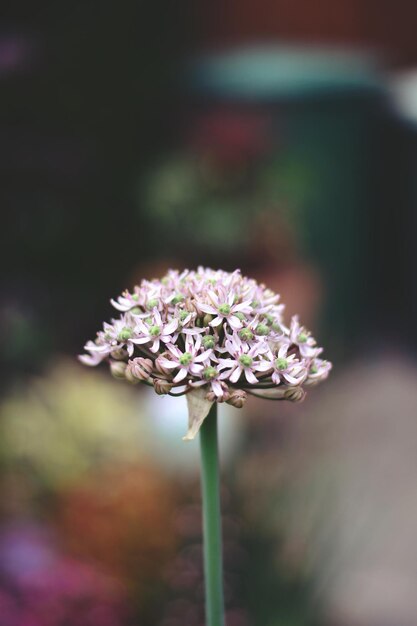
[229,367,242,383]
[183,389,214,441]
[173,368,188,383]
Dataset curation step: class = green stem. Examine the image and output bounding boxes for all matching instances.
[200,403,225,626]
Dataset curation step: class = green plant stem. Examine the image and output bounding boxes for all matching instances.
[200,403,225,626]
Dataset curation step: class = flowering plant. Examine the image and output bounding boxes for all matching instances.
[80,267,331,438]
[79,267,331,626]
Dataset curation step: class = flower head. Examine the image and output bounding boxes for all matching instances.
[79,268,332,438]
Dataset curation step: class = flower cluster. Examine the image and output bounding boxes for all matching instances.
[79,268,331,408]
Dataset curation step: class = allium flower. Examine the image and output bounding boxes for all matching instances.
[158,334,213,383]
[79,267,332,439]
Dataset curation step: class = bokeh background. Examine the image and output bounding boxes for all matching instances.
[2,2,417,625]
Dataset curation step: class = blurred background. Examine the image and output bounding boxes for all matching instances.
[1,2,417,625]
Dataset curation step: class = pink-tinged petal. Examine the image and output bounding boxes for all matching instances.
[218,370,232,380]
[127,343,134,357]
[78,353,103,366]
[271,372,281,385]
[283,373,302,385]
[158,357,178,369]
[182,327,205,335]
[228,316,242,330]
[244,369,258,384]
[194,334,202,352]
[150,339,160,353]
[185,335,193,353]
[164,318,179,335]
[85,342,109,353]
[254,361,272,372]
[233,299,253,312]
[211,381,223,397]
[278,344,289,358]
[198,302,217,314]
[161,334,175,344]
[194,349,213,363]
[229,367,242,384]
[154,309,162,325]
[217,358,236,370]
[207,290,220,307]
[110,299,131,311]
[190,363,204,374]
[173,368,188,383]
[166,344,182,358]
[227,291,235,306]
[131,336,151,345]
[210,316,223,327]
[134,320,149,334]
[189,379,206,388]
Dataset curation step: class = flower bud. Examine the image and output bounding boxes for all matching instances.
[206,385,230,403]
[110,348,128,360]
[255,323,269,336]
[155,354,172,376]
[226,389,247,408]
[126,357,153,382]
[202,334,216,349]
[284,387,305,402]
[110,361,127,380]
[153,378,173,395]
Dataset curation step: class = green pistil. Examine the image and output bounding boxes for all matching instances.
[118,327,133,341]
[234,312,245,322]
[132,294,139,301]
[297,333,308,343]
[251,300,260,308]
[179,310,189,322]
[149,325,161,337]
[172,294,184,305]
[202,335,216,349]
[265,314,275,324]
[203,366,217,381]
[130,306,141,315]
[271,323,282,333]
[256,323,269,336]
[275,357,288,371]
[147,298,159,310]
[239,328,254,341]
[179,352,193,366]
[310,364,318,374]
[239,355,253,367]
[218,304,231,315]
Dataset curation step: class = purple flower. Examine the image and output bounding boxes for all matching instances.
[131,309,178,353]
[267,344,307,386]
[197,287,252,330]
[157,334,213,383]
[216,332,270,385]
[79,267,332,418]
[190,365,231,399]
[286,315,321,358]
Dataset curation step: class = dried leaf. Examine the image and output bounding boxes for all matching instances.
[183,388,213,441]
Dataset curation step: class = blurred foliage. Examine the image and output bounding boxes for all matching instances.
[0,361,146,490]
